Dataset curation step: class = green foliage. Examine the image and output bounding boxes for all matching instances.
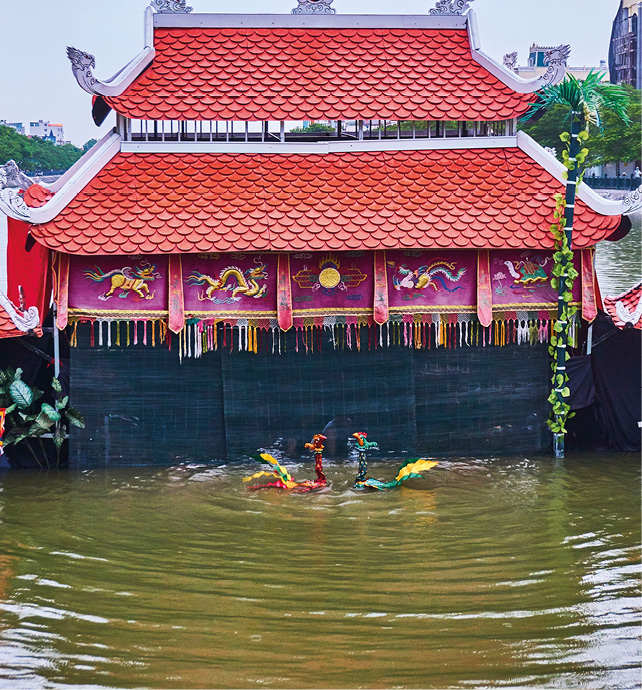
[289,123,336,133]
[0,125,84,173]
[0,370,85,468]
[82,138,98,152]
[520,82,639,166]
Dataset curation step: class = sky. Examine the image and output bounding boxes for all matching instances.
[0,0,621,147]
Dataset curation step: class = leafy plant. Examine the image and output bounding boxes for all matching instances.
[0,367,85,468]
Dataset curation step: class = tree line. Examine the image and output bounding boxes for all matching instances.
[0,125,97,174]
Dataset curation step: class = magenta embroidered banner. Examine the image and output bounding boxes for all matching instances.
[68,255,168,318]
[386,250,477,313]
[65,250,590,326]
[290,251,373,318]
[182,253,277,318]
[490,250,581,308]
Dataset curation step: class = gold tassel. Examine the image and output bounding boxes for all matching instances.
[126,321,131,347]
[71,321,78,347]
[116,321,121,346]
[152,320,156,347]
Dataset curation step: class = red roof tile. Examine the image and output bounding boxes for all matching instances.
[30,148,620,255]
[105,28,534,121]
[23,184,54,208]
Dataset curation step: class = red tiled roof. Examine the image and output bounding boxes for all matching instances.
[105,28,534,121]
[30,148,620,255]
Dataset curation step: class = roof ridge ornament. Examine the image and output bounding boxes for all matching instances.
[150,0,193,12]
[292,0,336,14]
[429,0,474,15]
[503,52,518,73]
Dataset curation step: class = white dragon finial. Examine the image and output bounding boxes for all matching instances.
[66,46,99,95]
[538,44,571,88]
[0,161,33,221]
[0,160,35,191]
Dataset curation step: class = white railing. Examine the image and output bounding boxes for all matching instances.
[120,117,517,143]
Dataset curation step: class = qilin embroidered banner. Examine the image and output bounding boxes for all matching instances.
[68,255,168,318]
[62,249,588,326]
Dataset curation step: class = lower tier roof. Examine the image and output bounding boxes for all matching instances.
[30,147,621,255]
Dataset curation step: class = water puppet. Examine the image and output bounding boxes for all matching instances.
[243,452,299,490]
[300,433,328,491]
[242,433,328,492]
[351,431,438,490]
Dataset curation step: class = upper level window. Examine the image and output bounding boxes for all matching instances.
[123,119,517,143]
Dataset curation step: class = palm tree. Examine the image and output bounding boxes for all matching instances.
[523,71,630,458]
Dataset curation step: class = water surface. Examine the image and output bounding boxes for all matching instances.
[0,455,639,689]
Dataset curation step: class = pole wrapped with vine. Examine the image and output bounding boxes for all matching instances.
[521,71,630,458]
[547,124,588,450]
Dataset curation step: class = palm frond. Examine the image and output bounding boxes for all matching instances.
[520,70,632,130]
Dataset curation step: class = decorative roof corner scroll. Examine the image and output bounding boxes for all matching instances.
[623,185,642,214]
[0,189,31,221]
[429,0,474,15]
[538,44,571,88]
[0,292,40,333]
[66,47,100,95]
[503,52,518,73]
[292,0,336,14]
[150,0,193,12]
[0,161,34,221]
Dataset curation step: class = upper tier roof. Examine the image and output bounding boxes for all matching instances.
[103,25,535,121]
[29,145,621,255]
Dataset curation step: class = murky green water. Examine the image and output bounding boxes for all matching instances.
[595,213,641,296]
[0,455,639,689]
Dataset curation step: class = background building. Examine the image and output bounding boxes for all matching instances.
[0,121,25,136]
[609,0,641,87]
[28,120,66,145]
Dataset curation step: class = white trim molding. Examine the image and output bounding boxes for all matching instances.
[153,13,468,28]
[120,136,517,155]
[517,131,626,216]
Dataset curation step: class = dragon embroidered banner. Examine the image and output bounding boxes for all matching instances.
[62,249,588,327]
